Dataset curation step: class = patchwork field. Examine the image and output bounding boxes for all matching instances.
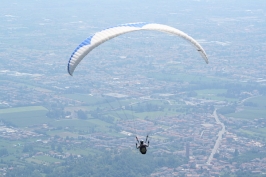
[195,89,239,102]
[0,106,50,127]
[226,95,266,119]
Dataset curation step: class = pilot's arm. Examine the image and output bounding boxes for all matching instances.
[136,143,139,149]
[136,136,139,143]
[146,141,149,147]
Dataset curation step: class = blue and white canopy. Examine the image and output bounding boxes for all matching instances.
[68,22,208,75]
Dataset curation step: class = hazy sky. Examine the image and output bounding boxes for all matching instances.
[1,0,265,74]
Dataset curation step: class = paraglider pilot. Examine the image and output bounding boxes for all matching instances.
[136,135,149,154]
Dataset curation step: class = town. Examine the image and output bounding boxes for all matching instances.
[1,0,266,176]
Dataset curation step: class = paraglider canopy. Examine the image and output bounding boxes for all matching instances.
[67,22,208,76]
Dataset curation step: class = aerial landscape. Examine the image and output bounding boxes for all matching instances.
[0,0,266,176]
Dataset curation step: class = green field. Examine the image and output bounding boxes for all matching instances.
[0,80,52,93]
[47,130,80,138]
[86,119,111,127]
[0,106,50,127]
[66,147,101,156]
[49,118,113,133]
[246,96,266,108]
[53,119,95,128]
[196,89,239,102]
[222,96,266,140]
[0,106,47,114]
[64,94,107,105]
[236,128,266,139]
[251,127,266,136]
[133,110,177,119]
[227,108,266,120]
[0,140,22,153]
[64,95,182,120]
[26,156,63,164]
[226,96,266,119]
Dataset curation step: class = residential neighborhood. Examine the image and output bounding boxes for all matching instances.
[1,0,266,176]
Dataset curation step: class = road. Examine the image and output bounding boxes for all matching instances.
[206,109,226,165]
[239,95,260,105]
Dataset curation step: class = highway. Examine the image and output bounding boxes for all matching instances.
[206,109,226,165]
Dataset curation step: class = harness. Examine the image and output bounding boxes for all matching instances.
[139,145,147,154]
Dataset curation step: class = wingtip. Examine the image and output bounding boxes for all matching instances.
[67,69,73,76]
